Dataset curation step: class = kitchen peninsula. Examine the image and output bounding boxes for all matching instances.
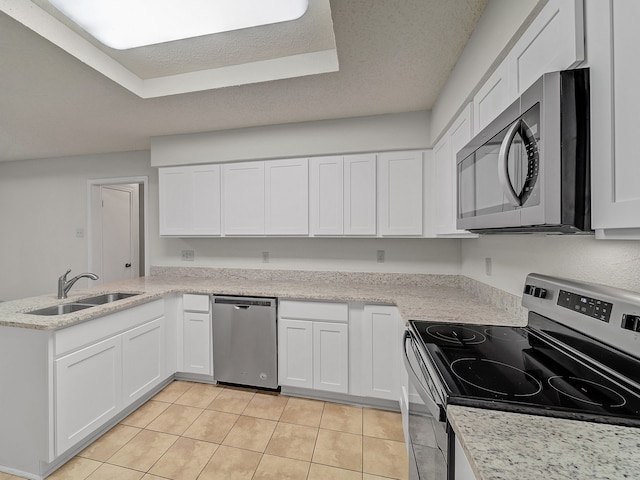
[0,268,638,479]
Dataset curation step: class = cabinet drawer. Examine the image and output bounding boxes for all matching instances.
[183,294,210,312]
[279,300,348,322]
[55,300,164,356]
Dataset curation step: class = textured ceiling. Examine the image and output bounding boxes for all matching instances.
[0,0,488,162]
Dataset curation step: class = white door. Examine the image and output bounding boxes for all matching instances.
[313,321,348,393]
[265,158,309,235]
[278,319,313,389]
[55,336,123,455]
[362,305,401,401]
[222,161,265,235]
[122,318,166,406]
[182,312,212,375]
[100,185,138,283]
[378,151,423,236]
[310,156,344,236]
[344,154,377,235]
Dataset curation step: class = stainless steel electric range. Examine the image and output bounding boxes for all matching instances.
[403,273,640,480]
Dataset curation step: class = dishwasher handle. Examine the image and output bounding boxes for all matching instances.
[213,297,275,308]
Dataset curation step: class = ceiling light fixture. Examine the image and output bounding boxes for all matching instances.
[46,0,309,50]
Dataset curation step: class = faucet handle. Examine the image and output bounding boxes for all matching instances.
[59,269,71,281]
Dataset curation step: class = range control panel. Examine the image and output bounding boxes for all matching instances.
[556,289,612,323]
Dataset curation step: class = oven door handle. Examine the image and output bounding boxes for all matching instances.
[402,330,446,422]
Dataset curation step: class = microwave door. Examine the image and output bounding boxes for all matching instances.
[457,134,521,231]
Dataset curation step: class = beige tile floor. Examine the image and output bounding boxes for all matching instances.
[3,381,408,480]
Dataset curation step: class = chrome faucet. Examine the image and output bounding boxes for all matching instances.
[57,269,99,299]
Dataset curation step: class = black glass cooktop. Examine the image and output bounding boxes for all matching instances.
[409,315,640,427]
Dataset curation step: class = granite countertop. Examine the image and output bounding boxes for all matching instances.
[0,270,524,330]
[448,405,640,480]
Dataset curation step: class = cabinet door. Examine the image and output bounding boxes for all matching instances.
[473,62,511,133]
[159,167,189,235]
[507,0,584,95]
[55,336,122,455]
[191,164,221,235]
[122,318,166,406]
[265,158,309,235]
[344,154,377,235]
[278,319,314,389]
[313,321,348,393]
[159,165,221,236]
[182,312,212,376]
[433,105,476,236]
[222,161,265,235]
[378,152,423,236]
[590,0,640,236]
[310,156,344,235]
[362,306,401,401]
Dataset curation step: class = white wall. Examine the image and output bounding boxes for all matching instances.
[461,236,640,296]
[0,151,155,301]
[0,147,461,301]
[151,111,431,167]
[152,237,462,274]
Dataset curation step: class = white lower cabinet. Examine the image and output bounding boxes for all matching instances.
[55,336,123,455]
[278,318,314,389]
[182,312,212,375]
[278,300,349,394]
[313,321,349,393]
[361,305,402,401]
[53,300,167,457]
[122,318,166,405]
[181,294,212,376]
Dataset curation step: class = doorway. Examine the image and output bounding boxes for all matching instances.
[88,177,149,285]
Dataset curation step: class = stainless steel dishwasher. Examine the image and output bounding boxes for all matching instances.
[211,296,278,389]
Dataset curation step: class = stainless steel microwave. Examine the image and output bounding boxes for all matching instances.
[456,68,591,233]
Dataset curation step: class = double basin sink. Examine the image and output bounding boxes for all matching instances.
[27,292,140,316]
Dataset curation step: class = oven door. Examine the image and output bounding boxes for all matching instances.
[403,330,449,480]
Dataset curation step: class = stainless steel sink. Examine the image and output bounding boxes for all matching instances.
[26,292,141,315]
[77,292,140,305]
[27,303,93,316]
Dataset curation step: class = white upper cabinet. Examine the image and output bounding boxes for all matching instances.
[222,161,265,235]
[310,156,344,236]
[508,0,584,94]
[473,0,585,131]
[377,151,423,236]
[433,103,476,237]
[473,63,511,133]
[265,158,309,235]
[344,154,377,235]
[588,0,640,237]
[159,164,221,236]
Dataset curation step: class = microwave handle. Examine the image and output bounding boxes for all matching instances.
[498,119,523,207]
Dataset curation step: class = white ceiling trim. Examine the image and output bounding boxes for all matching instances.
[143,50,338,99]
[0,0,338,98]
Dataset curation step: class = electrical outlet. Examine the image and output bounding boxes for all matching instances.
[181,250,195,261]
[262,251,269,263]
[485,257,492,276]
[75,228,84,238]
[377,250,385,263]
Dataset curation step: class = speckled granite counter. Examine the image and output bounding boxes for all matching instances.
[448,405,640,480]
[0,268,526,330]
